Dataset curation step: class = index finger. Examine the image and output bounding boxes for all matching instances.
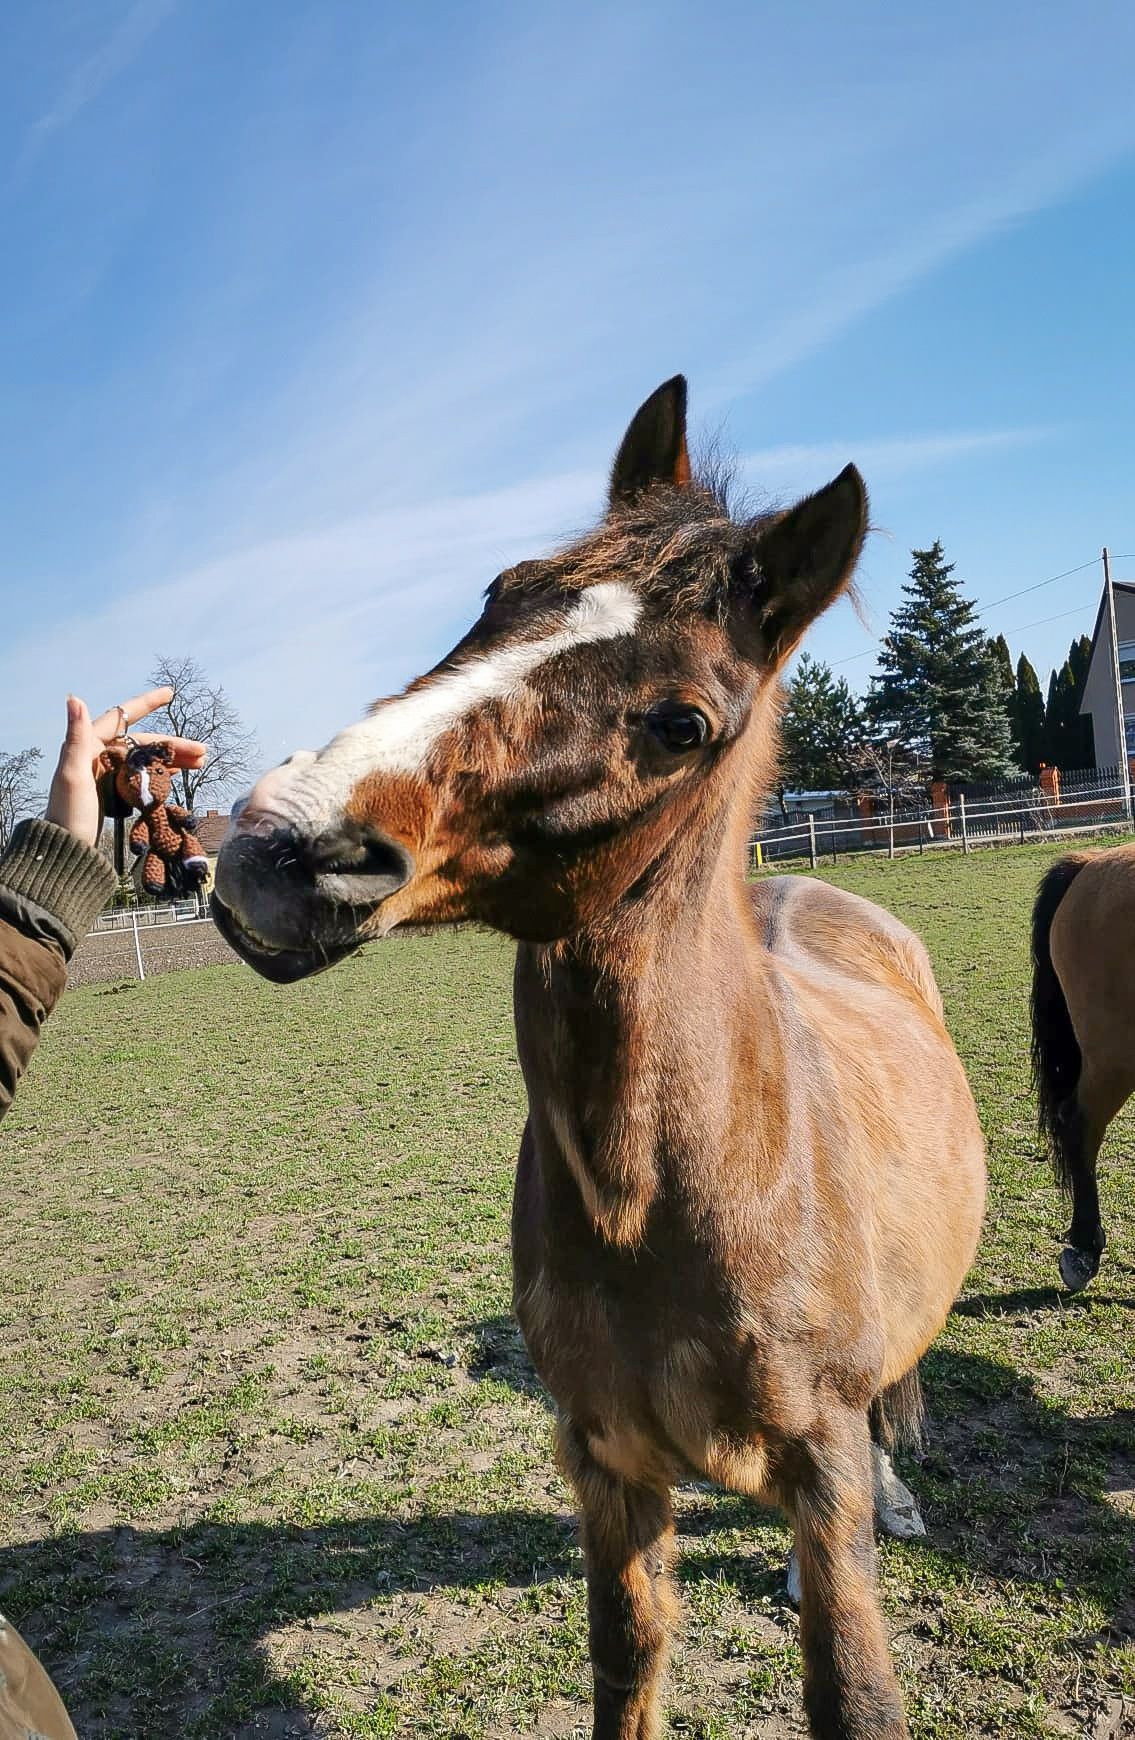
[130,731,207,768]
[91,687,175,742]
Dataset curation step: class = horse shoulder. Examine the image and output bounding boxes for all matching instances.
[748,875,943,1020]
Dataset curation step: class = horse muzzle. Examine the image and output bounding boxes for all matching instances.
[212,820,414,983]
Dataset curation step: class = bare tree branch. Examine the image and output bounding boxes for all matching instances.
[0,748,44,850]
[147,655,259,812]
[847,734,930,804]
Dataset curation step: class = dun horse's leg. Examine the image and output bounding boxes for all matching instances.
[790,1410,908,1739]
[558,1421,677,1740]
[1059,1105,1104,1292]
[1057,1073,1122,1293]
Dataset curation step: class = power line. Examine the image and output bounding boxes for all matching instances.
[979,556,1099,613]
[831,549,1131,670]
[1005,602,1098,635]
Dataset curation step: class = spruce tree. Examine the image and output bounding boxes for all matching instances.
[780,654,866,792]
[868,541,1017,781]
[1013,653,1047,774]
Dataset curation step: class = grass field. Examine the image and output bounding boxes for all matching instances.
[2,839,1133,1738]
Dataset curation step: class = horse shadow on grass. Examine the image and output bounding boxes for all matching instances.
[956,1285,1135,1316]
[2,1338,1133,1737]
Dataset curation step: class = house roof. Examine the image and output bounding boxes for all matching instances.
[1079,580,1135,716]
[1085,579,1135,654]
[194,811,230,855]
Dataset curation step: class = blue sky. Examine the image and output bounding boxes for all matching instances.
[3,1,1135,782]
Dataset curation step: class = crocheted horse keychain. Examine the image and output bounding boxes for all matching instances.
[99,740,209,901]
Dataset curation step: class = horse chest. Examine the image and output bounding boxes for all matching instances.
[513,1153,839,1475]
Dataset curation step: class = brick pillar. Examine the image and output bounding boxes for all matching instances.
[1038,763,1060,805]
[929,779,950,837]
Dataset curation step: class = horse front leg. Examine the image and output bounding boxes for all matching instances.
[788,1408,908,1740]
[557,1420,677,1740]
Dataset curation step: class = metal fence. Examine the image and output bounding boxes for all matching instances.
[86,896,212,981]
[751,766,1132,868]
[92,897,206,931]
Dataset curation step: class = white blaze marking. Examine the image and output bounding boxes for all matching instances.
[258,582,642,835]
[138,767,152,808]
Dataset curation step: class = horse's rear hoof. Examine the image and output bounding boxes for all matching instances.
[872,1447,927,1540]
[1058,1245,1100,1293]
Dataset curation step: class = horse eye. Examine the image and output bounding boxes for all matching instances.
[645,703,710,753]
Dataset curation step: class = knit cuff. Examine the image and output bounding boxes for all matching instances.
[0,819,117,959]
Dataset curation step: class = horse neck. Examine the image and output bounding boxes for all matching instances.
[513,782,783,1248]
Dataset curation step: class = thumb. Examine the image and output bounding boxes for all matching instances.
[64,694,91,742]
[57,696,95,777]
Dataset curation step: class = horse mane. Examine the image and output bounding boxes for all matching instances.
[127,741,174,770]
[490,452,781,623]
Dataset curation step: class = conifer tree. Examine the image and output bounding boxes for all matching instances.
[1012,653,1047,774]
[868,542,1017,780]
[991,634,1015,700]
[780,654,866,793]
[1044,667,1065,766]
[1043,636,1095,768]
[1067,634,1095,765]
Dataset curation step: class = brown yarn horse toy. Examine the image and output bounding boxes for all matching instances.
[1031,844,1135,1292]
[213,378,987,1739]
[107,741,209,899]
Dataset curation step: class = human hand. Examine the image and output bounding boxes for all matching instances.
[45,687,207,848]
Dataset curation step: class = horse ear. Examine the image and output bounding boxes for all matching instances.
[741,464,867,663]
[609,376,691,506]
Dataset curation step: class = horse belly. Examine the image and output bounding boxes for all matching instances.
[784,970,986,1375]
[862,1043,985,1373]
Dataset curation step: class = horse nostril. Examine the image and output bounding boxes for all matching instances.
[308,827,414,906]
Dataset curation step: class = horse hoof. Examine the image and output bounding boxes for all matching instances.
[784,1550,802,1609]
[1058,1246,1100,1293]
[872,1446,927,1540]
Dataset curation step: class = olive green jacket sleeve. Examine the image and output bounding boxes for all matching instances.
[0,818,117,1124]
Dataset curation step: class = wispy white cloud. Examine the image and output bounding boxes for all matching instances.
[19,0,174,167]
[705,122,1135,407]
[1,466,605,773]
[744,427,1056,494]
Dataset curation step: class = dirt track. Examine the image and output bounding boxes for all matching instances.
[67,918,240,986]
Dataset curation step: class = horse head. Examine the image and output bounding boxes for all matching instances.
[214,377,866,981]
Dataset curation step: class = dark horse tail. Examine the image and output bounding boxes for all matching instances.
[870,1366,925,1455]
[1030,854,1088,1190]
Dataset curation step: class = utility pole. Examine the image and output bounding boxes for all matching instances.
[1103,547,1133,827]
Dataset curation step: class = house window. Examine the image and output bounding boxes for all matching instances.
[1119,641,1135,683]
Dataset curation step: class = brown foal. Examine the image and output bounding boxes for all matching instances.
[214,377,987,1738]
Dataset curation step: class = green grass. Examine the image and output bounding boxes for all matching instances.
[2,839,1133,1737]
